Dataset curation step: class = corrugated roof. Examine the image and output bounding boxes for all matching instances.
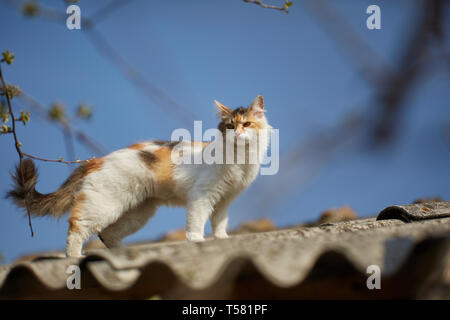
[1,202,449,299]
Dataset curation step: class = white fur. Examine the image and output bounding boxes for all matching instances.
[66,100,271,257]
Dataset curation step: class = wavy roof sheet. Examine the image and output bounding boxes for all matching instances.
[1,202,449,299]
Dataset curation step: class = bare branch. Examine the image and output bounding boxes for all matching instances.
[1,0,84,24]
[1,55,99,236]
[371,0,445,145]
[0,61,33,236]
[88,0,131,25]
[84,27,197,126]
[22,152,95,164]
[243,110,362,218]
[243,0,292,13]
[62,122,76,163]
[0,0,198,126]
[18,92,107,156]
[303,0,393,86]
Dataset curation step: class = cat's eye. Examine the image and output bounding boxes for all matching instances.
[243,122,251,127]
[226,123,235,129]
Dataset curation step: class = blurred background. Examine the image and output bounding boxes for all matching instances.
[0,0,449,263]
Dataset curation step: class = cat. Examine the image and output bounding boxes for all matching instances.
[7,95,271,257]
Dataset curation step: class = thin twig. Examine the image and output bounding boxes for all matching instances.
[243,110,362,219]
[22,152,94,164]
[84,27,197,126]
[62,122,76,161]
[88,0,131,24]
[1,59,97,238]
[0,61,34,236]
[0,0,198,126]
[1,0,78,23]
[303,0,393,86]
[371,0,444,145]
[18,92,106,156]
[243,0,290,13]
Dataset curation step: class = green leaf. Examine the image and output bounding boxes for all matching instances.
[285,1,293,8]
[2,50,15,65]
[20,110,31,125]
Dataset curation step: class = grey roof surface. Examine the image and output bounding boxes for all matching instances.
[378,201,450,222]
[1,202,449,299]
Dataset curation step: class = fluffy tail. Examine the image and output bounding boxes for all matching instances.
[7,159,81,217]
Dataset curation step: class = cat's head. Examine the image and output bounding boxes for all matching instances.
[215,95,270,143]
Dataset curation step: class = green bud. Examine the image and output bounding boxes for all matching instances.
[22,1,40,17]
[20,110,31,125]
[1,50,15,65]
[48,103,66,121]
[76,103,93,120]
[0,104,9,123]
[0,124,11,134]
[0,84,22,100]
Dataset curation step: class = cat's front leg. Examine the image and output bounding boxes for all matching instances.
[185,197,214,242]
[211,199,232,239]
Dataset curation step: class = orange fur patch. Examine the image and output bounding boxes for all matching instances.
[128,142,146,150]
[153,147,175,193]
[234,114,244,123]
[68,192,87,233]
[85,158,104,175]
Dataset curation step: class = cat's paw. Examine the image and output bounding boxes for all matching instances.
[214,232,229,239]
[186,232,205,242]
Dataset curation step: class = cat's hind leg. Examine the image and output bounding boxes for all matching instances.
[66,192,126,258]
[98,199,157,249]
[66,193,99,258]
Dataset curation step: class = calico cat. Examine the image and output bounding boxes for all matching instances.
[8,95,271,257]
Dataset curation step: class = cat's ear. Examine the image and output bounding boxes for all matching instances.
[248,95,265,119]
[214,100,233,119]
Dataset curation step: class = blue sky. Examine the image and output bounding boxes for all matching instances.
[0,0,449,263]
